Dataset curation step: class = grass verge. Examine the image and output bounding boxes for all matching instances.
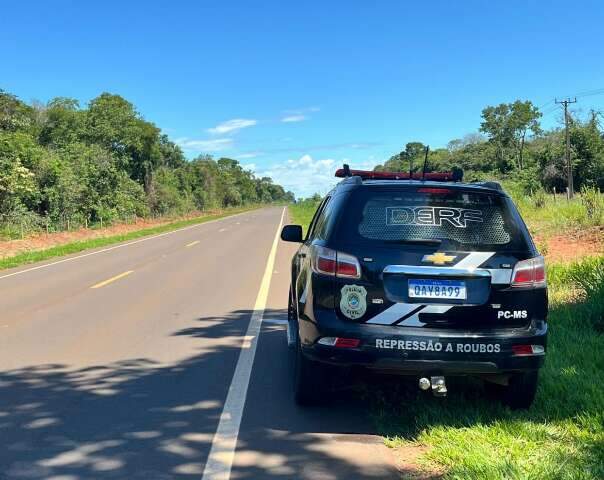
[375,257,604,479]
[289,198,321,235]
[0,205,260,271]
[502,183,604,241]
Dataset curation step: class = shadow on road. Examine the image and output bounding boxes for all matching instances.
[0,308,398,479]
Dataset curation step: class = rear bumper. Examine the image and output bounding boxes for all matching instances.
[299,310,547,375]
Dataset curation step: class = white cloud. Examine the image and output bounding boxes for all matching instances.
[255,155,379,198]
[207,118,257,135]
[176,137,234,153]
[281,114,307,123]
[280,106,320,124]
[237,151,263,159]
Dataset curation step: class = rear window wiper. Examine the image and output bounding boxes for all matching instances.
[383,239,442,246]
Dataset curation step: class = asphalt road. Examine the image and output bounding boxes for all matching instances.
[0,207,398,479]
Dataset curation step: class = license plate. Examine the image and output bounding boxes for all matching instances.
[408,279,466,300]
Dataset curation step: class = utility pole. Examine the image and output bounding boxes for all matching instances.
[555,97,577,198]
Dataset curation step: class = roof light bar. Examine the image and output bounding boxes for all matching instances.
[335,165,463,182]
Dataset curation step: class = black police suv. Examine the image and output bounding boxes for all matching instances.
[281,167,547,409]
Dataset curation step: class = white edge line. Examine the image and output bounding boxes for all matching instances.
[201,207,285,480]
[0,211,251,281]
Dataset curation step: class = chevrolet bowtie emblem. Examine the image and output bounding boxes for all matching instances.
[422,252,457,265]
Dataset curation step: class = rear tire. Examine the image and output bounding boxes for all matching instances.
[293,338,327,405]
[488,371,539,409]
[288,286,328,405]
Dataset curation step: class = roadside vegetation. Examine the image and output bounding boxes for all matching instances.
[0,205,257,271]
[288,194,322,235]
[0,89,294,241]
[375,99,604,198]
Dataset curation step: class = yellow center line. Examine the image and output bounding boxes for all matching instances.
[186,240,200,247]
[90,270,134,289]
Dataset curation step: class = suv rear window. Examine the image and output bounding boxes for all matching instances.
[335,187,531,252]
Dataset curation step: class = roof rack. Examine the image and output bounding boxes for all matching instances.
[335,165,463,182]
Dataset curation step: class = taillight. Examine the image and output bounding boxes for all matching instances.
[312,246,337,275]
[512,344,545,355]
[335,251,361,278]
[511,256,546,288]
[311,246,361,279]
[317,337,361,348]
[316,255,336,275]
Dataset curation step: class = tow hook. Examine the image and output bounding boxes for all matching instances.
[418,376,448,397]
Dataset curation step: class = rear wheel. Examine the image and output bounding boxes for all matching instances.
[288,292,328,405]
[292,337,327,405]
[487,370,539,409]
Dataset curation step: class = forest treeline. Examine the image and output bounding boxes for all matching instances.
[375,99,604,194]
[0,89,294,231]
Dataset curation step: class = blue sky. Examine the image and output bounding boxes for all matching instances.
[2,1,604,197]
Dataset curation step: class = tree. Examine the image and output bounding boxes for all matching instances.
[0,86,307,237]
[0,132,45,213]
[377,142,426,172]
[159,134,186,169]
[38,97,84,148]
[569,112,604,190]
[85,93,164,195]
[480,100,542,170]
[0,90,34,132]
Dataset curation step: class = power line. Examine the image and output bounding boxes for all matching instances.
[541,105,561,116]
[541,88,604,118]
[574,87,604,99]
[538,99,555,109]
[555,98,577,199]
[539,87,604,112]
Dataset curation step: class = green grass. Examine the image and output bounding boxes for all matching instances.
[515,194,603,238]
[375,257,604,479]
[289,198,321,235]
[502,183,604,241]
[0,206,259,271]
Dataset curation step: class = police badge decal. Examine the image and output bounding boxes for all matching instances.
[340,285,367,319]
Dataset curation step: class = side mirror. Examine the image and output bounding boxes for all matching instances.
[281,224,303,243]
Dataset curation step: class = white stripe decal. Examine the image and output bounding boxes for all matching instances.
[366,303,419,324]
[364,251,496,326]
[453,251,494,270]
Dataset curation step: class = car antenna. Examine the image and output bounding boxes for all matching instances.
[422,145,430,181]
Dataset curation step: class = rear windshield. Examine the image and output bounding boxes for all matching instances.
[335,187,531,251]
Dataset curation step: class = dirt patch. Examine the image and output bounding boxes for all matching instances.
[535,226,604,264]
[0,211,221,259]
[394,444,444,479]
